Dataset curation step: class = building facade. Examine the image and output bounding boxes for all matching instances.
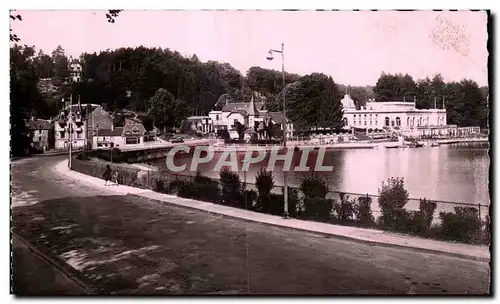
[184,116,214,134]
[27,118,52,151]
[207,92,294,138]
[69,61,82,83]
[54,103,114,150]
[340,94,454,137]
[93,122,147,149]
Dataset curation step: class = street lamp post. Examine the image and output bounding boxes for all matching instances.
[62,96,75,169]
[267,43,289,218]
[68,115,73,169]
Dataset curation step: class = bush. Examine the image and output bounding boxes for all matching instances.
[152,176,167,193]
[439,206,482,243]
[168,179,187,194]
[356,195,375,226]
[265,188,299,217]
[299,176,333,220]
[255,168,275,213]
[175,173,219,203]
[333,193,356,222]
[377,177,410,231]
[117,170,138,186]
[419,199,437,227]
[255,168,274,197]
[243,189,258,210]
[219,169,244,208]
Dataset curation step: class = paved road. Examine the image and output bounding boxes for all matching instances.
[11,156,491,295]
[11,234,87,295]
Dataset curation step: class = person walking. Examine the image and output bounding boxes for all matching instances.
[103,164,112,186]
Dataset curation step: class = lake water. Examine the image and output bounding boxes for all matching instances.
[146,142,490,206]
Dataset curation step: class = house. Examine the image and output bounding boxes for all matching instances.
[184,116,213,134]
[54,103,114,150]
[69,61,82,83]
[208,91,294,138]
[93,121,147,149]
[26,118,52,152]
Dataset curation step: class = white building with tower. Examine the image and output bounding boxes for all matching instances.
[204,92,294,138]
[340,93,459,137]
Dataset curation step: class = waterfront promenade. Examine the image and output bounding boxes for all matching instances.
[11,156,490,294]
[208,137,489,152]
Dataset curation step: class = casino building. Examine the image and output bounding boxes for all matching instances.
[340,93,462,137]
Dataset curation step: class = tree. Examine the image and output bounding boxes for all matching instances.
[147,88,188,131]
[267,120,274,139]
[373,73,416,102]
[234,121,245,140]
[138,114,154,132]
[51,45,69,81]
[33,50,55,79]
[47,124,55,149]
[445,79,487,128]
[246,66,300,95]
[283,73,343,131]
[10,45,42,156]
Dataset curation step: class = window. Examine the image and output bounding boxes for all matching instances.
[396,117,401,127]
[216,115,220,120]
[407,117,410,126]
[343,117,348,126]
[59,131,65,139]
[391,120,395,127]
[126,137,139,145]
[38,136,42,142]
[385,117,390,126]
[364,121,367,126]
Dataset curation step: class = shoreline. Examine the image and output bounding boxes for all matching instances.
[207,137,488,152]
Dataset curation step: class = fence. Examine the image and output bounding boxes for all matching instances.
[71,157,490,244]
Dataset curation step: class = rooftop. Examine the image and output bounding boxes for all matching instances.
[221,102,265,113]
[98,127,124,137]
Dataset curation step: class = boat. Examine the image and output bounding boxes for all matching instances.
[430,142,440,147]
[408,142,424,148]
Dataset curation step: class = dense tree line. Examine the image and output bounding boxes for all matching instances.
[10,40,488,156]
[374,73,489,128]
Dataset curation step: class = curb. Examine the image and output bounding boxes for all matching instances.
[129,194,490,263]
[12,233,97,294]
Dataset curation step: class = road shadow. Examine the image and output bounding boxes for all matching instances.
[11,194,491,295]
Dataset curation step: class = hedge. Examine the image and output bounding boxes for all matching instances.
[71,158,489,245]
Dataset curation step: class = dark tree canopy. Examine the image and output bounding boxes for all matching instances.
[283,73,344,131]
[374,72,488,128]
[373,73,417,102]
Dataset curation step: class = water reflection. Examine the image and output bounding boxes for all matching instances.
[147,142,490,205]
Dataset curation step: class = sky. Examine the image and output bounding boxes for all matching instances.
[10,10,489,86]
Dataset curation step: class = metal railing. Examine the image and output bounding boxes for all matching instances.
[71,157,489,225]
